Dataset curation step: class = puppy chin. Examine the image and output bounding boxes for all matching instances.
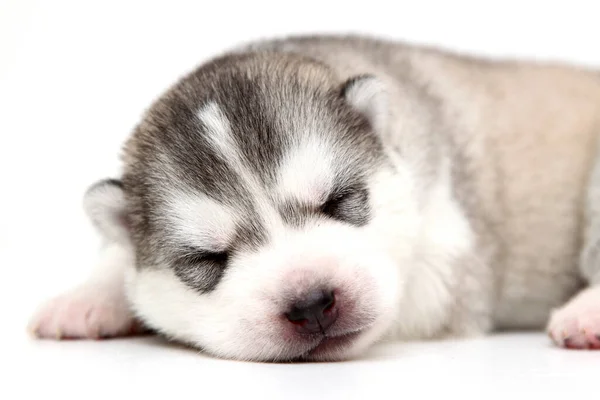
[290,312,393,362]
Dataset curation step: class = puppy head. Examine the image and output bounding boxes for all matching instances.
[86,53,421,361]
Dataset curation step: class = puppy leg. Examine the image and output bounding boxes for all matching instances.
[28,179,145,339]
[547,287,600,349]
[546,148,600,349]
[28,243,142,339]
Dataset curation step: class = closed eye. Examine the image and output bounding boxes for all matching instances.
[319,185,370,226]
[177,248,229,267]
[172,246,230,293]
[320,191,352,217]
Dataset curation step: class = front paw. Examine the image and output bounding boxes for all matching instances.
[28,284,144,340]
[547,287,600,350]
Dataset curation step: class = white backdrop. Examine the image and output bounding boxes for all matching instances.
[1,0,600,373]
[2,1,600,398]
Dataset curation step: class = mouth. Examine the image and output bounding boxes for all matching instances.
[298,330,363,361]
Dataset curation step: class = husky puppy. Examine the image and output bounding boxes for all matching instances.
[28,35,600,361]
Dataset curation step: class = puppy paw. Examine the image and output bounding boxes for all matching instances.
[547,287,600,350]
[28,284,143,340]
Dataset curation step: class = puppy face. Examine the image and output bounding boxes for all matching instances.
[87,53,420,361]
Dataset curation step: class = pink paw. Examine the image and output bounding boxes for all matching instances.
[28,284,144,340]
[547,287,600,350]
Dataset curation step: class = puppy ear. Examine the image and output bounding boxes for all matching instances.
[342,75,388,133]
[83,179,130,244]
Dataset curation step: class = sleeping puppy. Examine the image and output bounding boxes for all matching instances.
[28,35,600,361]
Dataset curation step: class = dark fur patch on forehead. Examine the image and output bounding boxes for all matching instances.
[127,52,381,184]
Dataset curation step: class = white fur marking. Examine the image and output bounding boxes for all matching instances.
[276,138,334,205]
[197,102,238,163]
[164,190,238,250]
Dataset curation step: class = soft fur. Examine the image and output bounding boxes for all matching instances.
[28,35,600,361]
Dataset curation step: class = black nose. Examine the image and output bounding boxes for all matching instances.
[285,290,338,334]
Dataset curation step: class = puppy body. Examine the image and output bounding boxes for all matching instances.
[29,36,600,360]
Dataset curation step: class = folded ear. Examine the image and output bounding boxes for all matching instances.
[342,75,388,134]
[83,179,130,244]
